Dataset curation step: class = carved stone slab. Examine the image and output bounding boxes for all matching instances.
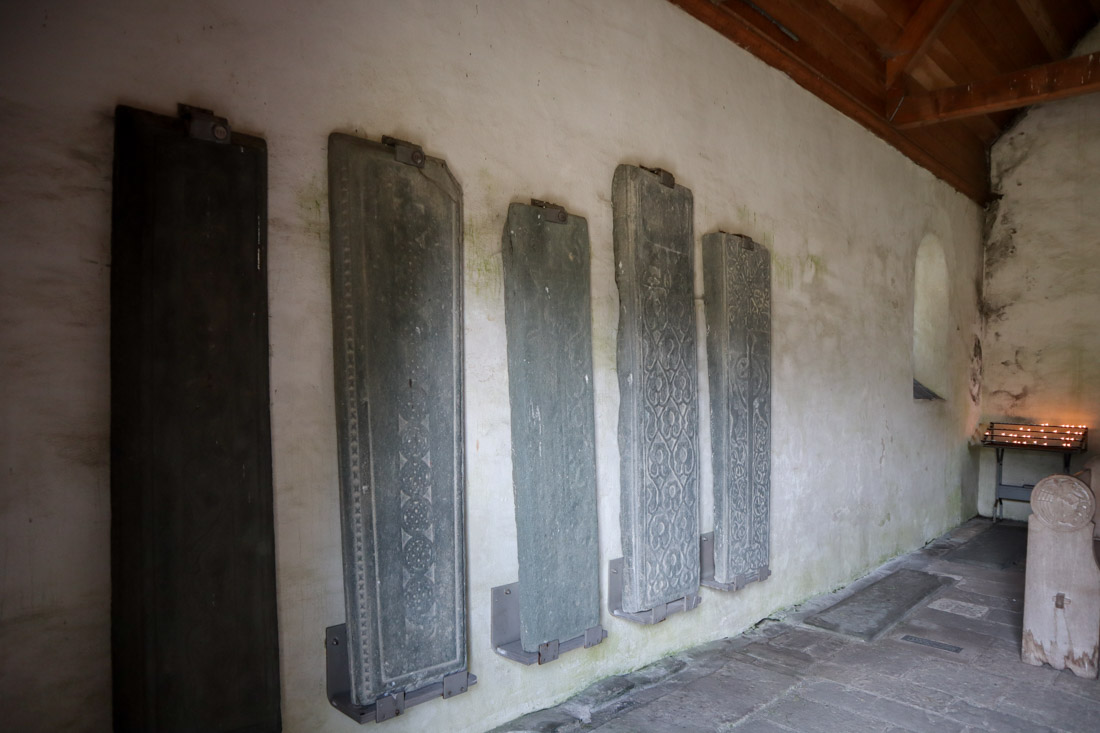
[702,233,771,588]
[502,202,600,652]
[329,133,466,705]
[1022,474,1100,679]
[612,164,700,614]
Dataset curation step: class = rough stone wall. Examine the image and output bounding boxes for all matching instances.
[978,27,1100,519]
[0,1,982,731]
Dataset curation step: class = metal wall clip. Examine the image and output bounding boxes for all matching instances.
[640,166,675,188]
[325,624,475,724]
[490,582,607,665]
[530,198,568,224]
[381,135,426,168]
[178,104,231,144]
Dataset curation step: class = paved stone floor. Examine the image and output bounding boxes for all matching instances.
[492,519,1099,732]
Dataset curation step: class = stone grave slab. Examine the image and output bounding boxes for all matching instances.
[328,133,467,705]
[502,201,601,653]
[943,522,1027,569]
[612,164,700,614]
[805,569,952,641]
[703,232,772,590]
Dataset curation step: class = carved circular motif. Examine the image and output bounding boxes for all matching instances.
[1032,475,1094,532]
[401,498,431,532]
[402,536,434,571]
[400,423,428,459]
[405,574,434,620]
[399,457,430,495]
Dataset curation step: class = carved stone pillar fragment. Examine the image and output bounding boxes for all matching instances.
[502,202,600,652]
[1022,474,1100,679]
[613,164,700,614]
[703,232,772,588]
[328,134,467,705]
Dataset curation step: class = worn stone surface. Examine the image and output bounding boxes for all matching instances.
[612,164,699,614]
[1078,459,1100,539]
[328,133,466,704]
[1022,474,1100,678]
[805,568,951,640]
[496,518,1100,733]
[943,523,1027,569]
[703,232,771,587]
[486,707,582,733]
[502,203,600,652]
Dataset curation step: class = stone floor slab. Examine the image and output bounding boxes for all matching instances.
[943,523,1027,569]
[805,569,951,641]
[798,680,965,733]
[493,519,1100,733]
[757,692,895,733]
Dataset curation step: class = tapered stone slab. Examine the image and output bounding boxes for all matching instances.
[703,232,771,588]
[613,164,700,614]
[805,569,951,640]
[328,133,467,705]
[502,202,600,652]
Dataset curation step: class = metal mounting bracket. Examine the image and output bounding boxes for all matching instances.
[529,198,568,224]
[177,104,231,144]
[490,582,607,665]
[381,135,426,168]
[325,624,475,724]
[698,532,772,592]
[640,165,675,188]
[607,557,701,625]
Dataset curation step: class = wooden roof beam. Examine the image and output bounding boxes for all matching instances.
[670,0,989,201]
[891,51,1100,128]
[1014,0,1070,59]
[885,0,964,89]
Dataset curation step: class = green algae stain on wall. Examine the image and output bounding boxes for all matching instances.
[296,175,328,245]
[467,243,503,302]
[773,252,828,291]
[773,253,795,290]
[463,168,505,302]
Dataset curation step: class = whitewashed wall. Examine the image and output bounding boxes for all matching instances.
[0,1,983,731]
[977,28,1100,520]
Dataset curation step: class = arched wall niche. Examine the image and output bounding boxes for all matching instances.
[913,233,950,400]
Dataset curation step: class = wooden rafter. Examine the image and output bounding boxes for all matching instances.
[885,0,964,89]
[891,51,1100,128]
[671,0,989,201]
[1014,0,1070,59]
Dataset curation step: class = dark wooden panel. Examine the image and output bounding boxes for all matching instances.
[111,105,280,733]
[328,133,467,705]
[502,203,600,652]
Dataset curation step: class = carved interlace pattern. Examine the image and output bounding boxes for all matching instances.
[397,302,436,630]
[719,239,771,579]
[333,143,464,703]
[622,174,699,610]
[639,257,698,601]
